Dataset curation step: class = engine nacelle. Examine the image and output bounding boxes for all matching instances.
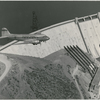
[24,39,40,45]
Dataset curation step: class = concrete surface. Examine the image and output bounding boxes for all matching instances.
[1,17,100,58]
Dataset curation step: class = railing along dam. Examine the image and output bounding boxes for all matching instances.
[1,12,100,58]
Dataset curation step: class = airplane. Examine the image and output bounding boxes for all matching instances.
[0,28,50,45]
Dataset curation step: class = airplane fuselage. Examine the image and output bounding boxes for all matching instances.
[0,28,50,45]
[8,34,49,42]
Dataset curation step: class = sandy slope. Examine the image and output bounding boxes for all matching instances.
[0,54,11,82]
[0,53,81,99]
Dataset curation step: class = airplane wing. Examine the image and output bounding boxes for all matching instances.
[0,36,8,39]
[24,38,40,43]
[13,38,41,45]
[29,31,41,35]
[0,40,18,51]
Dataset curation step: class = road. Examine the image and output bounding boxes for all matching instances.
[72,64,84,99]
[62,64,84,99]
[74,76,84,99]
[0,54,11,82]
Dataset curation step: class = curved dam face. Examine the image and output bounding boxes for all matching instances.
[1,12,100,58]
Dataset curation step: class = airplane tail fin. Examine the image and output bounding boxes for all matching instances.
[1,28,11,37]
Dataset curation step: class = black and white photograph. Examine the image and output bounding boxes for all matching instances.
[0,1,100,99]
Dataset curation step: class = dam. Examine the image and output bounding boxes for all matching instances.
[1,12,100,58]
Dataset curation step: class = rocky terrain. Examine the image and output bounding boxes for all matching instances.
[0,50,81,99]
[0,48,98,99]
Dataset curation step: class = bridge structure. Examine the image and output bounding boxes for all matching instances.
[1,12,100,58]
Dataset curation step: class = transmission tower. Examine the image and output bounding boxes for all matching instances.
[31,11,39,32]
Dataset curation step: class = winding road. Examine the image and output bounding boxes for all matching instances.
[0,54,11,82]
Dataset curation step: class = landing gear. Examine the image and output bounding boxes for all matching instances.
[32,42,41,45]
[32,43,37,45]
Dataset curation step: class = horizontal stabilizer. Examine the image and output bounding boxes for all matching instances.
[0,36,8,39]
